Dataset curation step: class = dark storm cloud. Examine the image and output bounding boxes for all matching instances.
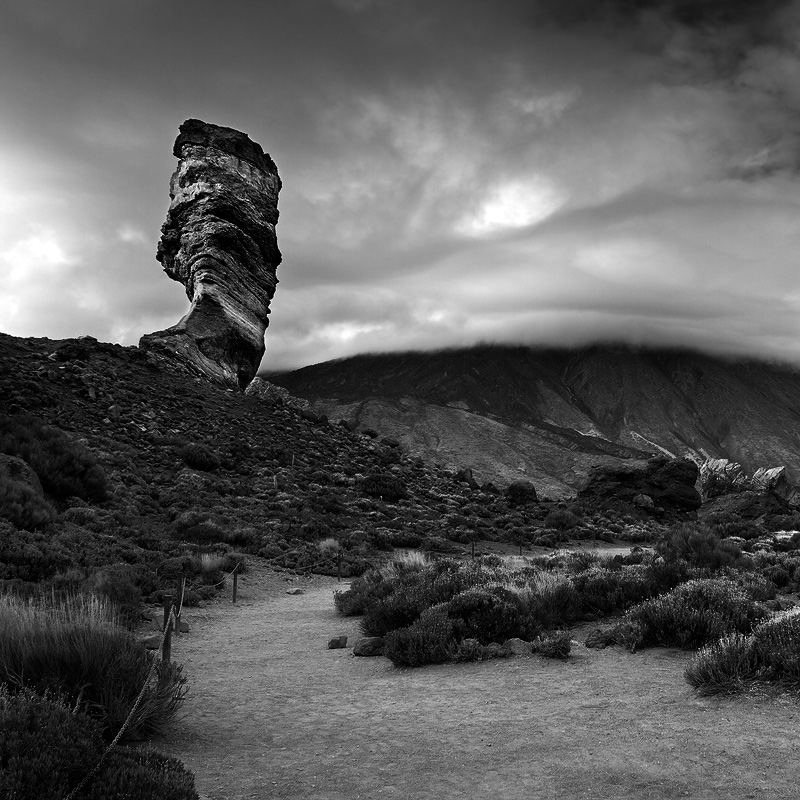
[3,0,800,370]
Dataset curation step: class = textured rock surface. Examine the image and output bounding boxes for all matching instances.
[140,118,281,389]
[699,458,799,505]
[578,456,701,512]
[352,636,385,657]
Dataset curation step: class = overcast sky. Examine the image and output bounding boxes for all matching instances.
[3,0,800,371]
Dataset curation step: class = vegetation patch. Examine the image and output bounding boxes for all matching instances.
[0,593,186,740]
[685,611,800,694]
[612,579,769,652]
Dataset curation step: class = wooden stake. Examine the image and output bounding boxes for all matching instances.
[175,579,185,636]
[337,550,342,582]
[162,594,173,632]
[232,569,238,604]
[163,619,173,663]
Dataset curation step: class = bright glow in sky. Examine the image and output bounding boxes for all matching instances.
[2,0,800,371]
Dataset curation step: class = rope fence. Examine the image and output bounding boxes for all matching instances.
[64,606,178,800]
[62,545,341,797]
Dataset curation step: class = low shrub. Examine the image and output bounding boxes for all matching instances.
[452,638,512,662]
[613,578,769,652]
[446,588,523,645]
[179,443,221,472]
[573,565,653,615]
[361,473,408,503]
[516,571,581,633]
[0,688,199,799]
[88,565,143,629]
[685,612,800,694]
[383,606,456,667]
[544,509,579,531]
[531,630,572,659]
[0,414,108,503]
[0,469,56,529]
[0,593,186,739]
[657,523,746,571]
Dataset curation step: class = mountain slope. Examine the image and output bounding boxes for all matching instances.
[266,344,800,497]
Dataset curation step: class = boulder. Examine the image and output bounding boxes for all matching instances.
[578,456,701,513]
[505,480,538,506]
[502,637,532,656]
[352,636,385,656]
[140,119,282,390]
[327,635,348,649]
[454,467,479,489]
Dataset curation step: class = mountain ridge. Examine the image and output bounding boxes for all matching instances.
[265,343,800,498]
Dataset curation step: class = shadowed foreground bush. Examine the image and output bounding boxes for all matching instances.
[0,688,198,799]
[685,612,800,694]
[613,579,769,652]
[0,594,186,739]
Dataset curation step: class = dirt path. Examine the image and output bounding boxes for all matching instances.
[158,562,800,800]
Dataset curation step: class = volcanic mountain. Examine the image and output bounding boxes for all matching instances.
[266,344,800,498]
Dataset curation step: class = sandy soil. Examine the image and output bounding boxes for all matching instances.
[157,561,800,800]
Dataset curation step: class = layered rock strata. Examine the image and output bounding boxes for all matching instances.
[140,118,281,389]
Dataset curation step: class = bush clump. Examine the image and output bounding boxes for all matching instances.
[0,414,108,503]
[0,688,199,799]
[685,612,800,694]
[0,466,56,529]
[361,473,408,502]
[531,630,572,659]
[179,443,221,472]
[0,594,186,739]
[383,606,456,667]
[446,588,523,645]
[657,523,746,571]
[613,578,769,652]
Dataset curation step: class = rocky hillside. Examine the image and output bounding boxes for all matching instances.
[0,331,597,601]
[266,344,800,498]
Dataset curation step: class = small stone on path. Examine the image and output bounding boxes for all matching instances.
[328,635,348,649]
[285,587,304,595]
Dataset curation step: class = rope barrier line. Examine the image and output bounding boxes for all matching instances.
[63,608,177,800]
[206,560,240,590]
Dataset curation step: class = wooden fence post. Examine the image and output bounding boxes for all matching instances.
[337,550,342,582]
[232,569,238,604]
[162,594,173,632]
[174,579,185,636]
[163,618,173,663]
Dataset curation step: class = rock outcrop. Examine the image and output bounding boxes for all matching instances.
[699,458,799,505]
[140,119,281,390]
[578,456,701,513]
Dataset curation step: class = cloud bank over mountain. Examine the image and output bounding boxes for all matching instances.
[2,0,800,369]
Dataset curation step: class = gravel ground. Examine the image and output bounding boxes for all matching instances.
[157,560,800,800]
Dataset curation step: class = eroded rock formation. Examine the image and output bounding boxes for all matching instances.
[699,458,799,505]
[577,456,702,513]
[140,118,281,389]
